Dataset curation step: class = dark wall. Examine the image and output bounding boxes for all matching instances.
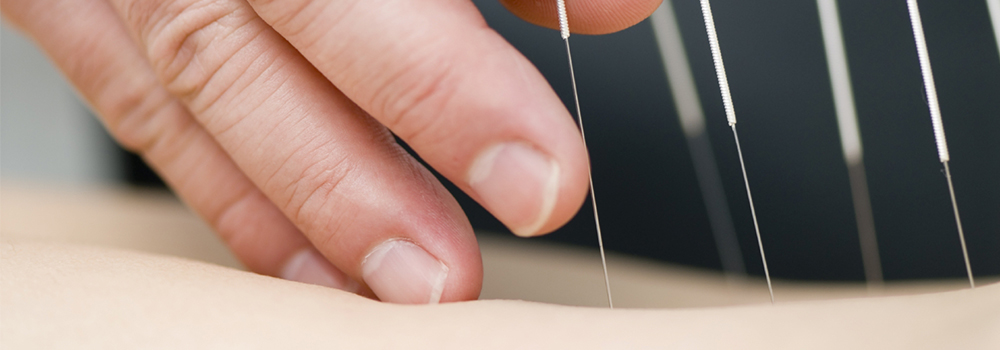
[459,0,1000,281]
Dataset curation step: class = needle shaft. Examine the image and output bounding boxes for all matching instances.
[906,0,974,288]
[701,0,774,303]
[558,0,613,308]
[732,125,774,303]
[944,162,974,288]
[565,39,614,308]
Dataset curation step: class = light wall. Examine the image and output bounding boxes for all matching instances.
[1,21,119,186]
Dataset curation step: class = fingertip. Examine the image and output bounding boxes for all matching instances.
[360,236,483,304]
[468,142,561,237]
[523,140,591,238]
[350,165,484,304]
[499,0,663,35]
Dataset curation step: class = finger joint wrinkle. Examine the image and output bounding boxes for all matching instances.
[139,1,262,106]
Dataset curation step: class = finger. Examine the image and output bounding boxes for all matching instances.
[0,0,360,293]
[247,0,591,237]
[107,0,483,303]
[499,0,663,35]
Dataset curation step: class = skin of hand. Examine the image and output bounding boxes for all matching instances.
[4,243,999,349]
[0,0,662,304]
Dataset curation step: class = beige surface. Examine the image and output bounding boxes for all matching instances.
[1,182,242,269]
[2,242,999,349]
[1,182,986,308]
[2,183,999,349]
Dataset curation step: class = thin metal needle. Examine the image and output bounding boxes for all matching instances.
[731,126,773,303]
[944,162,974,288]
[650,1,747,278]
[906,0,974,288]
[558,0,613,308]
[700,0,774,303]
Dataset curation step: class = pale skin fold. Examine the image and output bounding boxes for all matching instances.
[2,242,998,349]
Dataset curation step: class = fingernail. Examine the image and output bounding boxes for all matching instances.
[362,239,449,304]
[282,249,359,293]
[468,142,560,237]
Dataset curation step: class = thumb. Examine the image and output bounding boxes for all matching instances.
[500,0,662,35]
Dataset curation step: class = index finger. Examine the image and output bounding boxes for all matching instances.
[247,0,598,237]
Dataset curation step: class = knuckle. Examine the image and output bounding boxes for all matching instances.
[91,61,188,157]
[106,85,177,153]
[98,72,202,173]
[135,0,261,110]
[84,53,199,165]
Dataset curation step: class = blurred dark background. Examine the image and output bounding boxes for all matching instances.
[116,0,999,282]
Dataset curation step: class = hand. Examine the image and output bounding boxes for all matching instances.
[0,0,660,303]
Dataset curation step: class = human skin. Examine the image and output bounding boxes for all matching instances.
[0,0,661,304]
[3,242,998,349]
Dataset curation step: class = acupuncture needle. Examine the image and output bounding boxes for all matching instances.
[650,0,747,279]
[556,0,614,308]
[699,0,775,303]
[905,0,975,288]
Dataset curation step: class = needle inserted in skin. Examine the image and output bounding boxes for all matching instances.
[557,0,613,308]
[906,0,974,288]
[700,0,774,303]
[650,0,747,278]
